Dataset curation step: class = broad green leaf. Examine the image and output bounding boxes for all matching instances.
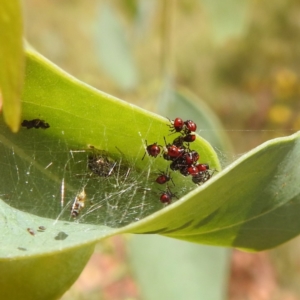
[0,49,219,298]
[0,0,24,132]
[128,235,230,300]
[125,132,300,252]
[93,2,138,90]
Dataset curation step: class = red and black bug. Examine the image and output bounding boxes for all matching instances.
[167,144,185,158]
[159,187,178,204]
[172,134,196,148]
[192,164,214,184]
[168,117,184,133]
[192,171,212,185]
[142,141,162,160]
[163,137,185,160]
[184,120,197,133]
[187,165,200,177]
[195,163,209,172]
[183,134,196,143]
[156,169,175,186]
[183,150,199,165]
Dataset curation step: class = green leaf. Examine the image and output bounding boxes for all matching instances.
[0,0,24,132]
[0,206,95,299]
[0,48,219,297]
[126,132,300,251]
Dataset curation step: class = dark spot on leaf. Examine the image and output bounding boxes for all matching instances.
[17,247,27,251]
[54,232,68,240]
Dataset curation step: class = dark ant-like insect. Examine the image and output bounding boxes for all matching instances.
[159,187,178,204]
[21,119,50,129]
[168,117,184,133]
[142,141,162,160]
[155,169,175,186]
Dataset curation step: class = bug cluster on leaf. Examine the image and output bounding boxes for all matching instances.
[143,117,213,205]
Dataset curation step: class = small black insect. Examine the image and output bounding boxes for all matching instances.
[21,119,50,129]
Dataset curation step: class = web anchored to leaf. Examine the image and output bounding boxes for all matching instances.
[0,116,215,229]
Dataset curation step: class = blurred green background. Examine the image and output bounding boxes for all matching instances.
[23,0,300,299]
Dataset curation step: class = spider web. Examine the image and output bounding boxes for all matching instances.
[0,121,197,229]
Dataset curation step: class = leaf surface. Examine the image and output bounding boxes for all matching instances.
[0,0,24,131]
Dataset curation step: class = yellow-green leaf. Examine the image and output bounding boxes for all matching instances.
[0,0,24,132]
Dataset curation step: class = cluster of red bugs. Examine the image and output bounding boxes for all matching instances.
[143,117,213,205]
